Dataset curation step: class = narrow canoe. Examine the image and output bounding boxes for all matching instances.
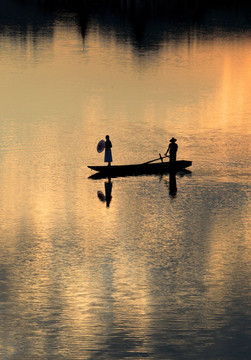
[88,160,192,178]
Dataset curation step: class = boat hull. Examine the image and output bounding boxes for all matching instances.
[88,160,192,178]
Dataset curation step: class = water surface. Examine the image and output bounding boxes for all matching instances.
[0,2,250,359]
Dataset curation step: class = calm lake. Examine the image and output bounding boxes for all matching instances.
[0,1,250,359]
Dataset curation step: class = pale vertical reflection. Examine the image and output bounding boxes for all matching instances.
[218,42,251,130]
[197,39,251,131]
[203,211,251,329]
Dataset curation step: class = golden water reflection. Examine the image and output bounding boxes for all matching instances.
[0,21,250,359]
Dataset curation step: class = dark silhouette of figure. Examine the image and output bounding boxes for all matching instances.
[165,137,178,162]
[104,135,112,166]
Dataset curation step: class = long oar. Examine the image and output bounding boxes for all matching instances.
[141,153,169,165]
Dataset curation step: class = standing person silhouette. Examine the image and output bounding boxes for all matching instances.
[104,135,112,166]
[165,137,178,162]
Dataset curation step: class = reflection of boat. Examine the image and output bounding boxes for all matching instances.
[88,160,192,179]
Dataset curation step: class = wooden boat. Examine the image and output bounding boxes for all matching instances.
[88,160,192,179]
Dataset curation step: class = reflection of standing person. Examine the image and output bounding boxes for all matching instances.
[97,178,113,207]
[169,172,177,197]
[165,137,178,162]
[104,135,112,166]
[105,178,112,207]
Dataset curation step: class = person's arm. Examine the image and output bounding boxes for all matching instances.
[164,146,169,156]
